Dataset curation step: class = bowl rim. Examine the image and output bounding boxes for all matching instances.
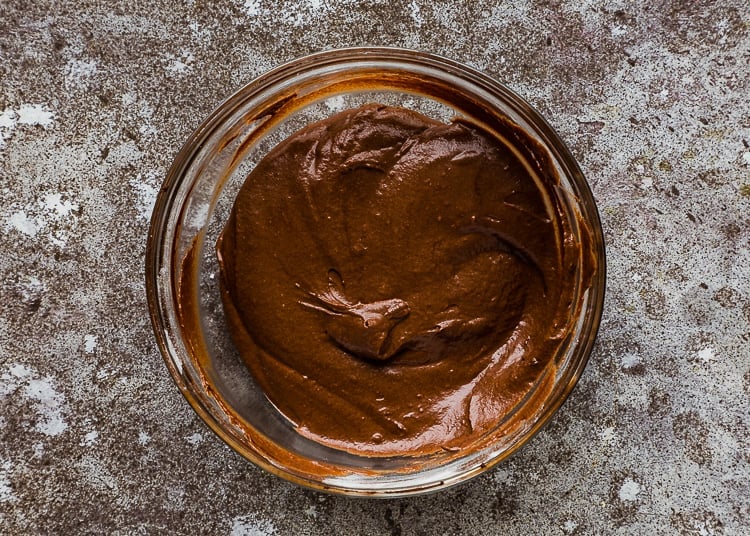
[145,46,607,497]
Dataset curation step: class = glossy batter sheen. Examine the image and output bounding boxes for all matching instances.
[217,104,579,456]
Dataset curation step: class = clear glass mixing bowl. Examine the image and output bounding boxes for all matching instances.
[145,47,606,497]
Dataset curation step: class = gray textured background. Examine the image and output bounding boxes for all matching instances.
[1,1,749,534]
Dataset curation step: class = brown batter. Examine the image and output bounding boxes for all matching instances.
[217,104,583,456]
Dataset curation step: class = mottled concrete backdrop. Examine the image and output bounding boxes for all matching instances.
[1,0,748,534]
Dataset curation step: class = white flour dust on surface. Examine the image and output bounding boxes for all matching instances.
[4,191,80,248]
[64,58,98,90]
[165,49,195,76]
[6,211,39,237]
[43,193,78,219]
[409,0,424,26]
[239,0,330,26]
[0,364,69,437]
[185,432,203,446]
[80,430,99,447]
[600,426,618,446]
[697,347,715,364]
[83,334,98,354]
[242,0,261,17]
[189,21,210,42]
[0,459,17,503]
[562,520,578,534]
[619,478,642,502]
[17,276,45,308]
[230,514,277,536]
[0,104,55,149]
[16,104,55,127]
[620,352,641,370]
[130,171,160,221]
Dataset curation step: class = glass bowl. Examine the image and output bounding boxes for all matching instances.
[145,47,606,497]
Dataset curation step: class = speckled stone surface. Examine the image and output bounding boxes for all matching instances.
[1,1,748,534]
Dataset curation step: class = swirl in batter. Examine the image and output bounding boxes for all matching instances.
[217,104,583,456]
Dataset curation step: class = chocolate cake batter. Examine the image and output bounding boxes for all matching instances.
[217,104,585,456]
